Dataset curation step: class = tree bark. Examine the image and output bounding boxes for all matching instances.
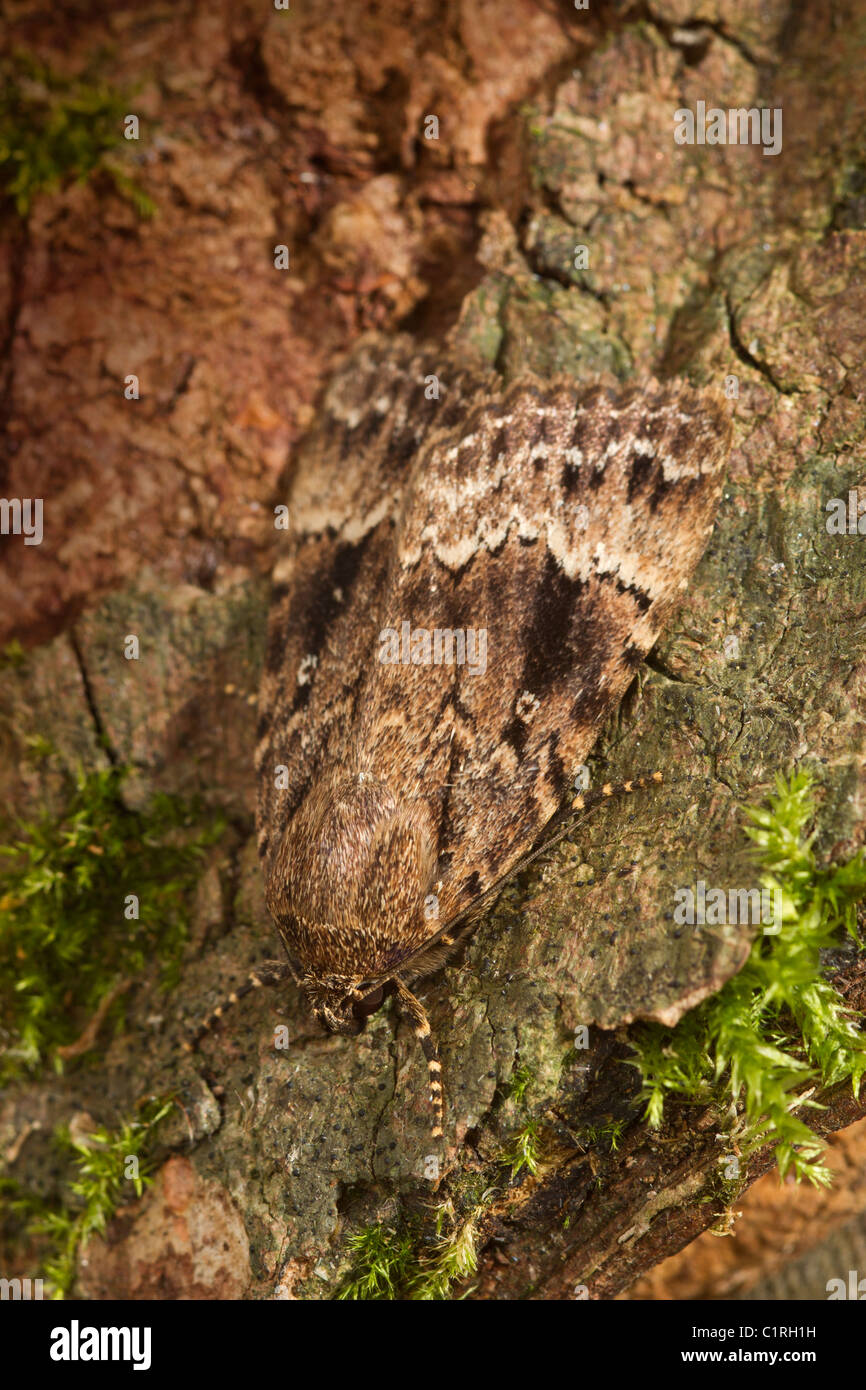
[1,0,865,1300]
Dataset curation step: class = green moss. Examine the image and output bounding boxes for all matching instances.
[0,52,155,217]
[335,1224,415,1300]
[336,1198,488,1302]
[579,1117,627,1153]
[1,1097,172,1298]
[501,1119,543,1179]
[0,765,224,1082]
[629,771,866,1186]
[508,1061,535,1104]
[409,1204,481,1300]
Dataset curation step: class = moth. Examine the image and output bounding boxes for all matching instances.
[190,335,731,1139]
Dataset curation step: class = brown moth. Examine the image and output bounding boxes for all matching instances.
[192,334,731,1139]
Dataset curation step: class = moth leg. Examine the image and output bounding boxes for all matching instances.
[183,959,292,1052]
[391,978,444,1140]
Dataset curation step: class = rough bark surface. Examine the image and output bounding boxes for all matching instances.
[1,0,865,1300]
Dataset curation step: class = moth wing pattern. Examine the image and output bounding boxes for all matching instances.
[257,335,731,993]
[255,335,496,875]
[340,368,731,945]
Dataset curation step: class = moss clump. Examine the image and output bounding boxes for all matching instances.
[578,1117,627,1152]
[0,765,224,1081]
[630,771,866,1186]
[1,1096,172,1298]
[410,1204,481,1300]
[0,52,154,216]
[508,1061,535,1104]
[336,1225,415,1301]
[501,1120,543,1180]
[336,1199,486,1301]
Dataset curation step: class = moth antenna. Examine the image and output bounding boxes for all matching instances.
[468,770,669,893]
[182,959,292,1052]
[391,978,444,1140]
[571,770,664,814]
[410,771,672,969]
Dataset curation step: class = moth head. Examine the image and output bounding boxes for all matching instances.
[303,974,390,1036]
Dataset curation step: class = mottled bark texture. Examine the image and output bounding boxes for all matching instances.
[1,0,864,1299]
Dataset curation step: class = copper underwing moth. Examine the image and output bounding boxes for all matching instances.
[192,334,732,1140]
